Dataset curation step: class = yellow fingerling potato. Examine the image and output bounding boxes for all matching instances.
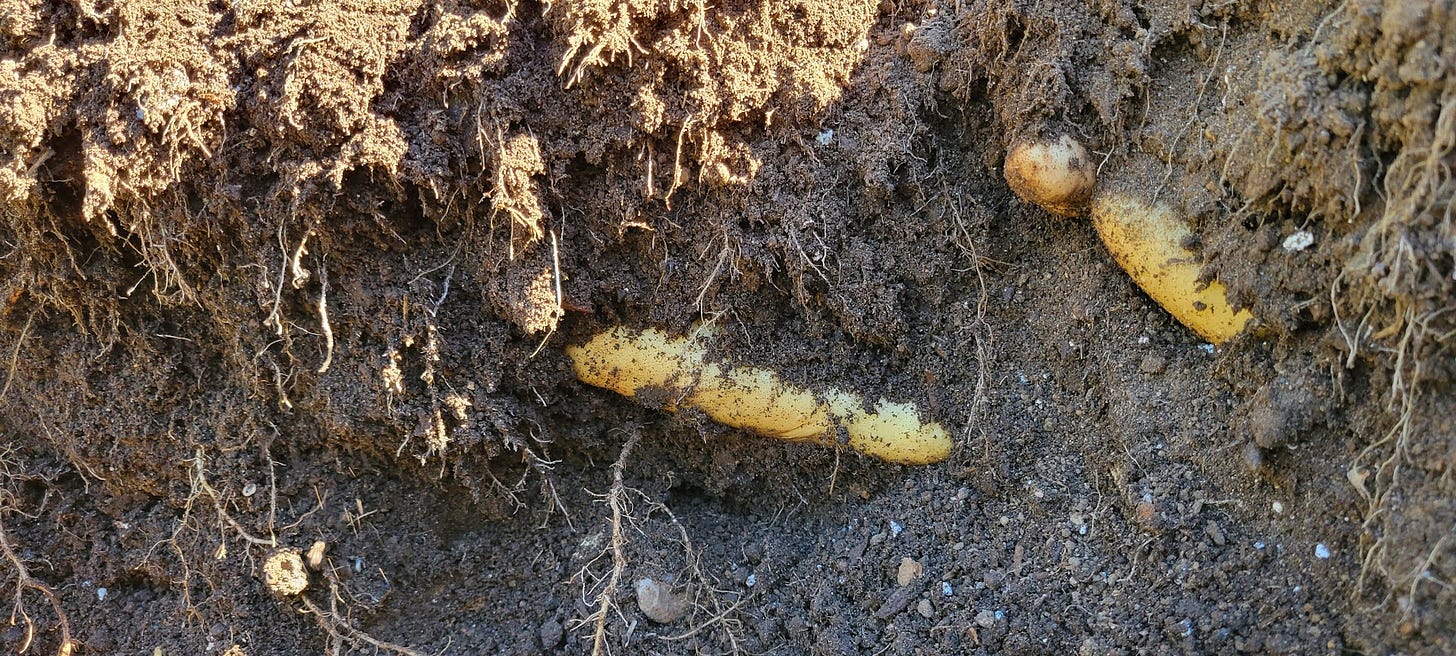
[1090,193,1253,344]
[566,326,952,465]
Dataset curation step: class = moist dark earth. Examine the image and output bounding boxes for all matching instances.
[1,0,1454,654]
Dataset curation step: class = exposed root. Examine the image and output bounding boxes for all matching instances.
[299,567,427,656]
[658,597,749,644]
[0,309,35,400]
[0,501,74,656]
[567,427,748,654]
[190,449,277,549]
[529,230,564,358]
[586,428,641,656]
[316,256,334,374]
[646,500,747,653]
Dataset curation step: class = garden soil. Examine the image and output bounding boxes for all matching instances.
[1,0,1453,654]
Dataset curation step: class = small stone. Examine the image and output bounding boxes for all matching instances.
[539,616,564,648]
[1139,353,1167,374]
[1272,501,1285,514]
[635,578,689,624]
[916,598,934,618]
[1133,501,1158,530]
[975,609,998,628]
[896,558,923,586]
[1242,442,1265,471]
[1315,544,1331,559]
[1205,521,1226,547]
[1282,230,1315,252]
[263,549,308,596]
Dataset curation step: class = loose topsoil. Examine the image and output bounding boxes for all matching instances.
[1,0,1454,654]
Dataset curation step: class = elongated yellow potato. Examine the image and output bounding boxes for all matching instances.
[566,326,952,465]
[1091,193,1253,344]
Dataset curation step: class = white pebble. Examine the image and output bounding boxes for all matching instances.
[745,573,756,588]
[1272,501,1285,514]
[941,581,953,596]
[890,520,903,537]
[1282,231,1315,252]
[97,587,107,601]
[816,129,834,145]
[1315,544,1331,559]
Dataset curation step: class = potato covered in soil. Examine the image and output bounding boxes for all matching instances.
[1003,134,1097,217]
[566,326,952,465]
[1091,192,1253,344]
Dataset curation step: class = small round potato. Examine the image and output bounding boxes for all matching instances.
[1003,134,1096,217]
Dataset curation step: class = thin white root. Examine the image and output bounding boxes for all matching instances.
[0,310,35,401]
[300,573,427,656]
[290,229,313,289]
[317,258,333,374]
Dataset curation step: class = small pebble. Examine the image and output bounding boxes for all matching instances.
[975,609,998,628]
[890,520,904,537]
[539,616,564,648]
[1139,353,1167,375]
[896,558,923,586]
[1205,521,1226,547]
[1242,442,1265,471]
[941,581,953,596]
[916,599,934,618]
[97,587,108,602]
[1282,230,1315,252]
[1315,544,1331,559]
[635,578,689,624]
[1272,501,1285,514]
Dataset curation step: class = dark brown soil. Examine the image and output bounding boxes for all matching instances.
[1,0,1453,654]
